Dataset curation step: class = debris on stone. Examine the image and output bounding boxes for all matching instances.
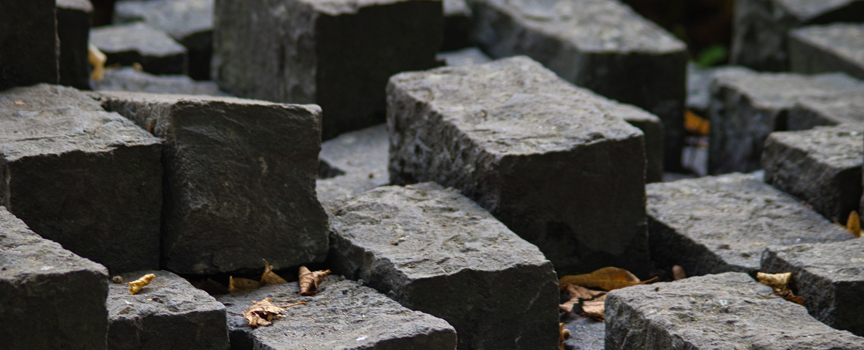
[242,299,285,328]
[847,211,861,237]
[558,322,571,350]
[88,44,107,81]
[128,273,156,295]
[228,276,262,293]
[581,294,607,321]
[559,267,656,291]
[672,265,686,280]
[260,260,288,286]
[559,285,605,314]
[112,276,124,284]
[298,266,330,296]
[756,272,805,305]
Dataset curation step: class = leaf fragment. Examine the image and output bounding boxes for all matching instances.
[243,299,285,328]
[559,284,605,314]
[298,266,331,296]
[88,44,107,81]
[229,276,263,293]
[672,265,686,280]
[128,273,155,295]
[757,272,805,305]
[581,294,607,321]
[846,211,861,237]
[558,267,656,291]
[558,322,570,350]
[260,260,288,285]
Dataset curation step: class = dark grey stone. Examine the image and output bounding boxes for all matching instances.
[97,91,328,274]
[328,183,559,350]
[57,0,93,90]
[437,47,492,67]
[0,0,59,90]
[788,91,864,131]
[470,0,687,171]
[93,67,226,96]
[316,124,389,207]
[790,23,864,80]
[763,127,863,223]
[605,272,864,349]
[0,84,162,273]
[442,0,471,50]
[0,206,109,350]
[213,0,443,140]
[647,173,853,277]
[107,270,229,350]
[387,56,650,277]
[686,64,749,116]
[598,95,664,183]
[90,22,188,75]
[562,316,604,350]
[216,279,458,350]
[762,240,864,336]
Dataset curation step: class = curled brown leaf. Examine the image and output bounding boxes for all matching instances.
[243,299,285,328]
[261,260,288,285]
[298,266,331,296]
[558,267,656,291]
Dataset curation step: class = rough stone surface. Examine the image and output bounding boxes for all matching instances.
[762,127,863,223]
[217,279,458,350]
[0,0,59,90]
[647,173,853,277]
[328,183,559,350]
[388,57,650,277]
[788,91,864,131]
[90,22,188,75]
[0,84,162,273]
[213,0,443,140]
[93,67,226,96]
[762,240,864,336]
[790,23,864,80]
[730,0,864,72]
[708,68,864,174]
[57,0,93,90]
[437,47,492,67]
[0,206,109,350]
[97,91,328,274]
[562,317,604,350]
[471,0,687,171]
[605,272,864,349]
[442,0,471,50]
[107,270,229,350]
[316,124,389,207]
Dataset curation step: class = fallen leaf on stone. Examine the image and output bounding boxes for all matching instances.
[558,322,570,350]
[846,211,860,237]
[229,276,263,293]
[243,299,285,328]
[88,44,107,81]
[260,260,288,285]
[757,272,805,305]
[672,265,686,280]
[128,273,155,295]
[280,301,306,308]
[558,267,657,291]
[559,284,605,314]
[684,110,710,136]
[112,275,124,284]
[581,294,607,321]
[299,266,331,296]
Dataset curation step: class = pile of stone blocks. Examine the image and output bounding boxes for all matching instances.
[790,23,864,80]
[90,22,189,75]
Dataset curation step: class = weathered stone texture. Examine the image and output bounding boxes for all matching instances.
[316,124,389,207]
[98,91,328,274]
[57,0,93,90]
[90,22,188,75]
[217,279,458,350]
[0,0,59,90]
[107,270,229,350]
[93,67,226,96]
[605,272,864,349]
[0,206,109,350]
[437,47,492,67]
[328,183,559,350]
[647,173,853,277]
[388,57,649,277]
[213,0,443,140]
[790,23,864,80]
[0,84,162,273]
[789,91,864,131]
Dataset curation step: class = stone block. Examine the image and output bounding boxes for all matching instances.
[647,173,853,277]
[216,279,457,350]
[471,0,687,171]
[388,56,650,276]
[316,124,389,207]
[708,68,864,174]
[97,91,328,274]
[598,95,664,183]
[107,270,229,350]
[93,67,226,96]
[790,23,864,80]
[328,183,559,350]
[0,84,162,273]
[562,317,604,350]
[762,127,863,223]
[57,0,93,90]
[0,206,109,350]
[788,91,864,131]
[686,64,749,116]
[0,0,59,90]
[437,47,492,67]
[90,22,188,75]
[213,0,443,140]
[605,272,864,349]
[442,0,471,50]
[762,240,864,336]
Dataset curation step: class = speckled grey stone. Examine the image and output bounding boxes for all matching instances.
[790,23,864,80]
[0,206,109,350]
[107,270,228,350]
[97,91,328,274]
[90,22,188,75]
[647,173,853,277]
[216,279,458,350]
[328,183,559,350]
[57,0,93,90]
[316,124,389,207]
[0,84,162,273]
[605,272,864,349]
[762,240,864,336]
[387,56,650,277]
[789,91,864,131]
[0,0,59,90]
[93,67,226,96]
[437,47,492,67]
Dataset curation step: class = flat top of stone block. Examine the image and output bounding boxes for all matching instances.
[108,270,224,319]
[90,22,187,56]
[647,173,852,270]
[768,240,864,283]
[115,0,213,39]
[792,23,864,67]
[93,67,226,96]
[217,279,455,349]
[317,124,390,205]
[57,0,94,11]
[389,56,643,155]
[776,0,861,21]
[713,68,864,109]
[796,91,864,125]
[768,126,864,169]
[96,90,320,114]
[330,183,550,278]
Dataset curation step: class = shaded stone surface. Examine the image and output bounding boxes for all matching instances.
[57,0,93,90]
[0,84,162,273]
[388,57,649,277]
[107,270,229,350]
[762,240,864,337]
[328,183,559,350]
[217,279,458,350]
[93,67,226,96]
[605,272,864,349]
[90,22,188,75]
[562,316,604,350]
[471,0,687,171]
[0,0,59,90]
[437,47,492,67]
[442,0,471,50]
[790,23,864,80]
[97,91,328,274]
[647,173,852,277]
[0,206,109,350]
[213,0,443,140]
[762,127,863,223]
[316,124,389,207]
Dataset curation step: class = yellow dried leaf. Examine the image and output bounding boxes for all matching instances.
[846,211,860,237]
[128,273,155,295]
[558,267,656,291]
[243,299,285,328]
[672,265,686,281]
[685,110,710,136]
[229,276,263,293]
[88,44,107,81]
[298,266,331,296]
[581,294,607,321]
[261,260,288,285]
[756,272,791,290]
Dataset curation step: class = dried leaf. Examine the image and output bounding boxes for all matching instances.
[128,273,155,295]
[847,211,860,237]
[243,299,285,328]
[261,260,288,285]
[756,272,791,290]
[229,276,263,293]
[88,44,107,81]
[684,110,710,136]
[559,284,605,314]
[13,100,24,105]
[559,267,657,291]
[298,266,331,296]
[581,294,607,321]
[672,265,686,280]
[111,276,124,284]
[558,322,570,350]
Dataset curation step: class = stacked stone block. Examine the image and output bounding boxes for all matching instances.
[57,0,93,90]
[789,91,864,131]
[790,23,864,80]
[90,22,189,75]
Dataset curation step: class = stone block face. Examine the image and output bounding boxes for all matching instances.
[0,84,162,273]
[790,23,864,80]
[316,124,389,207]
[647,173,853,277]
[0,206,109,350]
[788,91,864,131]
[387,57,649,277]
[762,127,863,223]
[686,64,750,116]
[93,67,226,96]
[97,91,328,274]
[213,0,443,140]
[0,0,59,90]
[328,183,559,350]
[217,279,458,350]
[107,270,229,350]
[599,97,664,183]
[437,47,492,67]
[605,272,864,349]
[90,22,188,75]
[471,0,687,171]
[57,0,93,90]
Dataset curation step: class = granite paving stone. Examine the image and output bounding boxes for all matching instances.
[789,91,864,131]
[790,23,864,80]
[90,22,188,75]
